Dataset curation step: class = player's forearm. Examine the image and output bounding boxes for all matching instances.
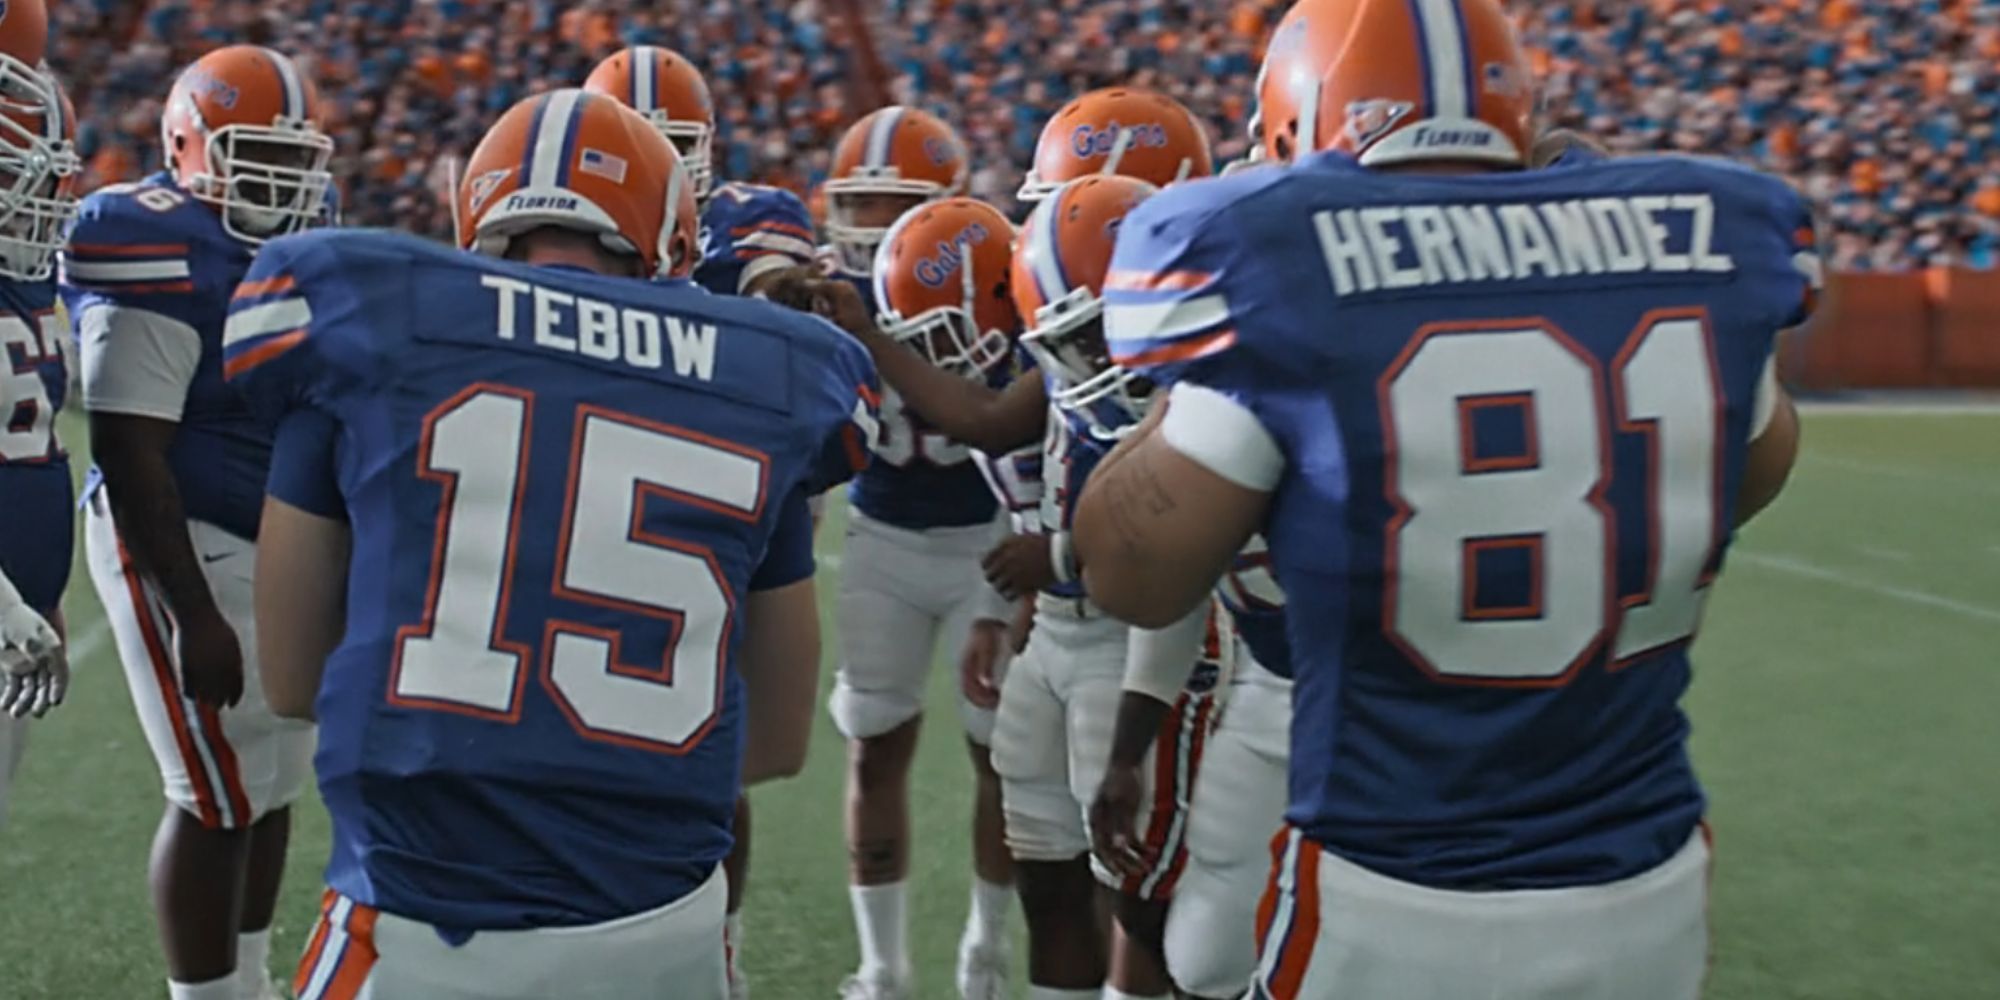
[1107,691,1171,771]
[739,579,820,784]
[1736,389,1799,527]
[255,498,350,720]
[855,327,1038,452]
[91,418,221,621]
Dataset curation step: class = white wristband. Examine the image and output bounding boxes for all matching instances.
[1049,531,1078,585]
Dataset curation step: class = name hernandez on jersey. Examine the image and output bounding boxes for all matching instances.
[0,281,73,611]
[62,172,270,541]
[1103,153,1817,890]
[695,182,816,297]
[224,228,878,933]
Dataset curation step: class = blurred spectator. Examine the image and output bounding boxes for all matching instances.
[46,0,2000,269]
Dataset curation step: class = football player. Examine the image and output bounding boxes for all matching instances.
[0,0,80,828]
[64,45,333,1000]
[584,46,817,300]
[1073,1,1809,997]
[224,89,873,1000]
[583,45,821,999]
[1092,538,1289,1000]
[810,110,1019,1000]
[1016,87,1213,205]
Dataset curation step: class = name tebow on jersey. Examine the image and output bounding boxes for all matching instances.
[1105,152,1816,890]
[222,227,878,934]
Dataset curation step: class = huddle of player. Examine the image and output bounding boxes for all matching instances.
[0,0,1819,998]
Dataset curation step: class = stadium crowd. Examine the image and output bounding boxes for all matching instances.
[46,0,2000,270]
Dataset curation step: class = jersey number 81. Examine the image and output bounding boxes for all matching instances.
[1383,311,1727,686]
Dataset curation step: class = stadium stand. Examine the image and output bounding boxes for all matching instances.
[47,0,2000,269]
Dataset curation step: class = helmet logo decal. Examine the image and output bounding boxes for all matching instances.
[914,222,991,287]
[468,168,512,213]
[181,68,241,110]
[922,135,958,166]
[579,147,629,184]
[1344,99,1412,148]
[1070,121,1168,160]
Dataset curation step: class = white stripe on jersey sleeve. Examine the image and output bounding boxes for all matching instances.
[61,259,192,282]
[79,305,203,422]
[733,231,817,260]
[1105,293,1233,344]
[223,298,314,349]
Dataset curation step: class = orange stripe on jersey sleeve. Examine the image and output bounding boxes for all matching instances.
[1105,268,1214,292]
[223,329,308,379]
[234,276,298,300]
[733,221,815,241]
[67,242,190,257]
[1115,328,1237,368]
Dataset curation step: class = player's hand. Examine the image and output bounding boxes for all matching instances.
[763,271,876,339]
[1089,761,1154,880]
[982,533,1057,601]
[0,603,67,719]
[757,265,826,311]
[959,618,1008,710]
[175,608,244,708]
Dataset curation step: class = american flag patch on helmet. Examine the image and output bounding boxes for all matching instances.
[580,148,629,183]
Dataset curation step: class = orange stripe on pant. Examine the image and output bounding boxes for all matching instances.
[296,892,381,1000]
[1123,692,1213,898]
[116,541,223,828]
[1261,831,1324,1000]
[293,890,340,997]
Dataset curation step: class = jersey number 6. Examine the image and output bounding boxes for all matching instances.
[390,385,766,753]
[1383,311,1726,685]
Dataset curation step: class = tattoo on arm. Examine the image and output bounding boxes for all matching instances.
[1102,445,1178,560]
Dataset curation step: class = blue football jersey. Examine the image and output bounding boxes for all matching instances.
[1035,385,1123,601]
[0,280,73,612]
[1215,535,1289,679]
[694,182,817,297]
[1106,153,1817,890]
[841,267,1003,530]
[224,229,878,933]
[62,172,269,540]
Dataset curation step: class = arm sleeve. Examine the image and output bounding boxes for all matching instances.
[1122,602,1209,704]
[750,487,816,591]
[77,303,201,421]
[266,408,346,519]
[808,333,883,495]
[222,241,320,424]
[1102,190,1253,390]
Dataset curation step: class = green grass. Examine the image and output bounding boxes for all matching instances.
[3,407,1998,999]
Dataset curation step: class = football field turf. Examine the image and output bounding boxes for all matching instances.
[2,406,1997,999]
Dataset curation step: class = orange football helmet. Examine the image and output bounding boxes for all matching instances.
[1017,87,1212,203]
[161,46,334,243]
[0,0,50,108]
[824,106,968,274]
[457,89,697,280]
[1256,0,1534,168]
[871,197,1016,375]
[0,79,77,281]
[1011,175,1158,434]
[582,46,716,201]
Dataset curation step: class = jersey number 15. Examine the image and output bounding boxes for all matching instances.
[389,385,766,754]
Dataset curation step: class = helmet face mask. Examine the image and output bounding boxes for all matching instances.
[190,125,336,240]
[1021,295,1153,438]
[0,78,77,282]
[828,185,933,274]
